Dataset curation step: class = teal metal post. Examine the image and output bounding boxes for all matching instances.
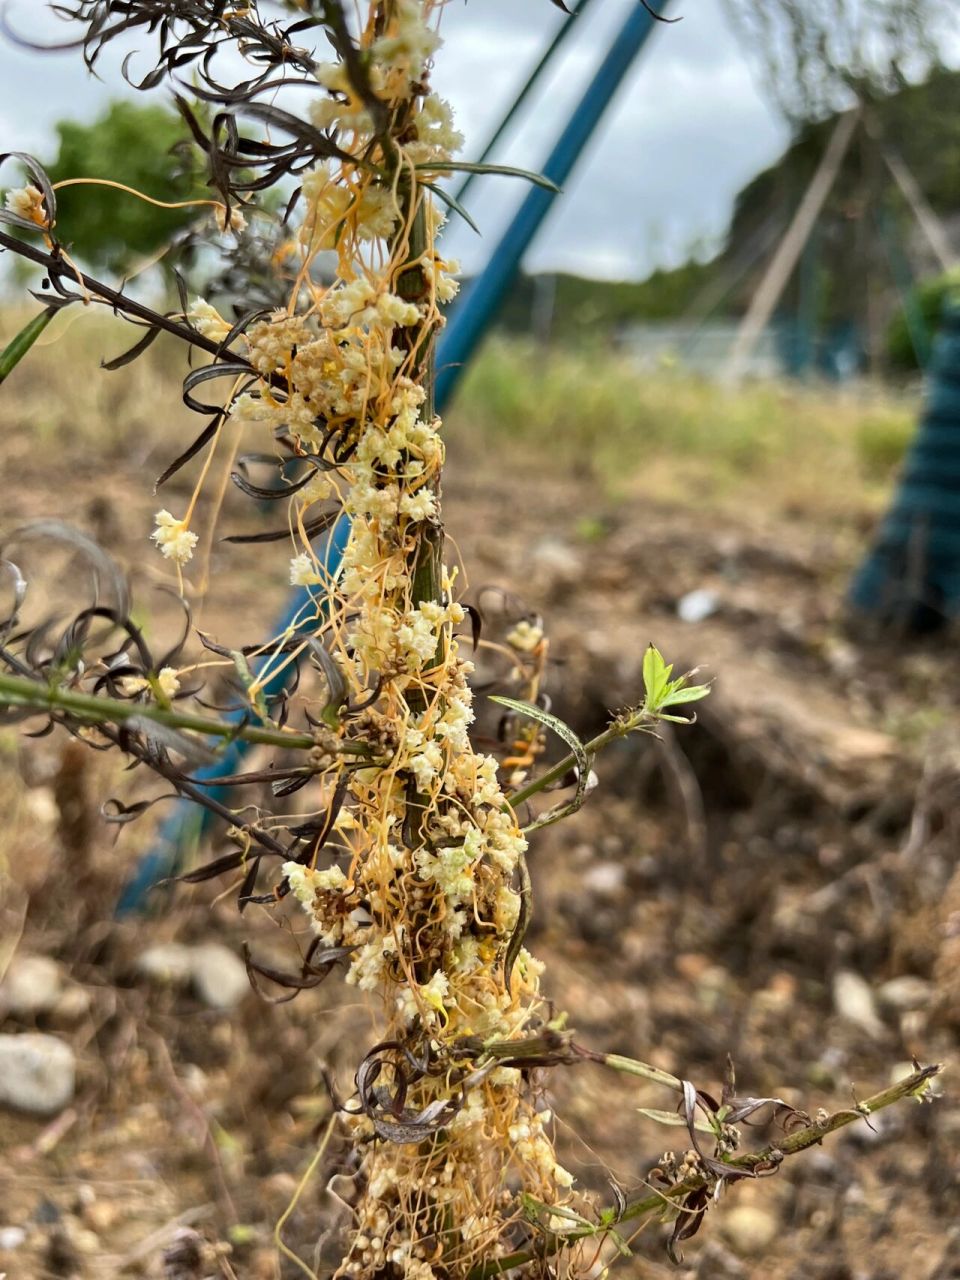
[848,298,960,630]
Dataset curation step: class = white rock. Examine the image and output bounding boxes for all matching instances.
[136,943,195,987]
[190,944,249,1010]
[833,969,885,1038]
[677,588,720,624]
[721,1204,778,1256]
[0,1226,27,1250]
[878,975,932,1012]
[530,538,582,582]
[0,1033,76,1114]
[581,861,626,896]
[0,955,64,1018]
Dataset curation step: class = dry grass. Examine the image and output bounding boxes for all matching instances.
[455,338,916,519]
[1,310,917,527]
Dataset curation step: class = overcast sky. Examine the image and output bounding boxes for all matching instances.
[0,1,953,280]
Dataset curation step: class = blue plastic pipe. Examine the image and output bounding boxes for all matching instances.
[117,1,667,913]
[437,0,666,407]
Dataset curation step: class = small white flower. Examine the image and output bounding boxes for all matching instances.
[376,292,420,327]
[289,553,323,587]
[5,184,47,226]
[506,619,543,653]
[156,667,181,699]
[399,489,436,522]
[189,297,232,343]
[214,203,246,234]
[151,510,198,565]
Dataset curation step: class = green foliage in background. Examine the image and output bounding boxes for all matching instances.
[494,262,717,338]
[886,270,960,374]
[48,100,204,274]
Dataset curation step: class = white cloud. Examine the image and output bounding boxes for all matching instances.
[0,0,954,280]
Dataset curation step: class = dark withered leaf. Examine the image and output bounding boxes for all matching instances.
[241,940,354,1003]
[155,415,222,489]
[306,639,346,728]
[126,714,218,767]
[2,521,129,620]
[101,324,161,371]
[237,853,263,910]
[101,794,177,824]
[666,1186,709,1265]
[221,509,337,545]
[181,361,252,414]
[461,603,482,652]
[0,152,57,226]
[229,460,320,501]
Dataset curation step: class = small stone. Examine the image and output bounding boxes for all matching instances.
[878,976,932,1012]
[136,943,195,987]
[530,538,582,583]
[190,944,249,1010]
[0,1226,26,1250]
[0,1033,76,1115]
[833,969,885,1038]
[81,1199,118,1233]
[721,1204,778,1256]
[677,587,720,624]
[581,861,626,897]
[0,955,64,1018]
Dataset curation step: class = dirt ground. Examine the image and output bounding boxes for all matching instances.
[1,386,959,1280]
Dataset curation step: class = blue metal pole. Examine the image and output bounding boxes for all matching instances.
[115,515,351,914]
[436,0,666,408]
[117,2,666,912]
[452,0,598,214]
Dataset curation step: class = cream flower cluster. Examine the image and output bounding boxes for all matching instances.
[151,510,198,565]
[5,184,47,227]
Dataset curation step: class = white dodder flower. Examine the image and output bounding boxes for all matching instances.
[151,510,198,565]
[5,184,47,226]
[189,298,232,343]
[290,553,323,587]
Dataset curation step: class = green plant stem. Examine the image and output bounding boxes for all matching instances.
[0,669,329,751]
[465,1062,942,1279]
[507,706,653,809]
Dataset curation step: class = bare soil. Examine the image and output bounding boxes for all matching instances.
[1,420,958,1280]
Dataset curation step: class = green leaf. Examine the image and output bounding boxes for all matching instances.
[642,644,672,709]
[0,308,55,385]
[419,160,560,193]
[661,683,711,707]
[420,180,480,235]
[637,1107,716,1134]
[229,649,268,722]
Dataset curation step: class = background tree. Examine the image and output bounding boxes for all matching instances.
[722,0,954,126]
[47,99,204,274]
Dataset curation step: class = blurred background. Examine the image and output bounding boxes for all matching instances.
[2,1,960,1277]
